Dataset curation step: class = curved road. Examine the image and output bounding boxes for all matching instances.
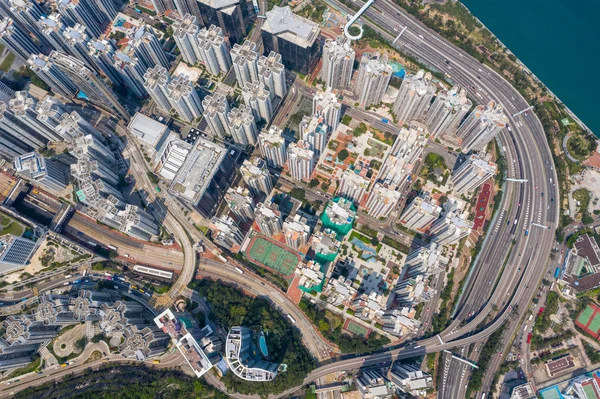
[1,1,562,396]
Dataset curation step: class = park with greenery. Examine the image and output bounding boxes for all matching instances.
[190,280,314,396]
[12,364,228,399]
[299,298,390,354]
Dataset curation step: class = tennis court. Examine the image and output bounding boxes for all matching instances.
[246,235,300,277]
[578,305,595,326]
[589,313,600,336]
[575,303,600,339]
[343,319,370,338]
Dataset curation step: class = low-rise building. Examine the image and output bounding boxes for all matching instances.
[388,364,433,395]
[0,234,38,275]
[356,370,392,399]
[127,113,172,157]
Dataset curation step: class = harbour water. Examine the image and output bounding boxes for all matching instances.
[459,0,600,136]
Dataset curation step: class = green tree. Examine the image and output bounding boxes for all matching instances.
[338,149,349,161]
[309,178,319,188]
[318,320,330,332]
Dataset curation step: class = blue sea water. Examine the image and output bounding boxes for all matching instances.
[459,0,600,136]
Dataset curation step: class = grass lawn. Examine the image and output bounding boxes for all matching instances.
[136,6,156,15]
[348,230,381,253]
[0,52,15,72]
[573,188,591,215]
[9,357,41,378]
[0,212,24,236]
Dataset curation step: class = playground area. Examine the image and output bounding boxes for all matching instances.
[245,235,301,278]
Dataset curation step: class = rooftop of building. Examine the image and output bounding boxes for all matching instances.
[287,140,314,159]
[471,100,509,126]
[13,152,47,175]
[8,91,34,115]
[466,154,498,174]
[437,86,472,109]
[226,186,253,208]
[172,14,199,38]
[359,52,392,76]
[242,81,269,100]
[167,74,196,101]
[255,201,280,219]
[240,158,269,178]
[202,93,228,117]
[88,39,114,56]
[411,195,441,216]
[0,234,37,273]
[231,40,258,64]
[257,51,284,75]
[313,87,341,113]
[63,24,87,44]
[143,65,169,89]
[371,183,401,203]
[39,13,62,31]
[340,169,370,188]
[127,113,170,150]
[210,215,239,236]
[228,105,254,127]
[198,0,240,9]
[324,36,354,57]
[225,326,278,381]
[402,69,436,96]
[0,17,15,36]
[258,125,285,146]
[169,138,226,203]
[262,6,320,48]
[197,24,225,45]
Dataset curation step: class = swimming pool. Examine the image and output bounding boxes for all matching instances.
[259,335,268,357]
[389,61,406,78]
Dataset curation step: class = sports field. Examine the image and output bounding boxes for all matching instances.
[343,319,370,338]
[246,235,300,277]
[575,303,600,339]
[578,305,595,326]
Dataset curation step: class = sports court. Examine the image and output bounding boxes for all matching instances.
[575,303,600,339]
[245,235,300,278]
[343,318,370,338]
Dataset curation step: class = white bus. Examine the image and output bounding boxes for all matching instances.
[235,267,244,274]
[287,314,296,324]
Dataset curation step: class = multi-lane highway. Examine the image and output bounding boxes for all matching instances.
[1,1,564,396]
[280,0,559,394]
